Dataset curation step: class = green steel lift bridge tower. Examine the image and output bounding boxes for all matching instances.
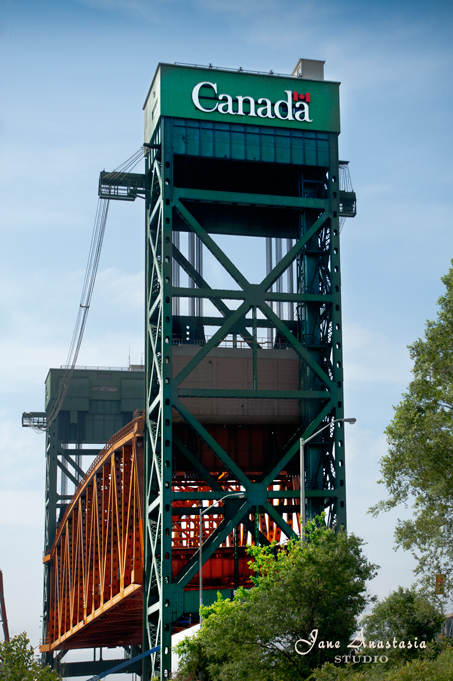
[99,57,355,679]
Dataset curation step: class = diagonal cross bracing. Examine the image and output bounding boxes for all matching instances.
[142,112,350,681]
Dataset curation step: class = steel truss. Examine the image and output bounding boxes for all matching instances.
[28,367,145,672]
[143,120,346,679]
[41,414,145,652]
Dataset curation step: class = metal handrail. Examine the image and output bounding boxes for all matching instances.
[59,365,144,372]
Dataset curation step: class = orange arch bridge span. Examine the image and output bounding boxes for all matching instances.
[41,413,300,652]
[41,415,145,651]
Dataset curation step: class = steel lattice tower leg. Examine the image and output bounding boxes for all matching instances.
[144,121,176,679]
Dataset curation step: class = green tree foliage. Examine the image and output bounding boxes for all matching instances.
[0,632,60,681]
[370,264,453,585]
[308,642,453,681]
[174,519,377,681]
[362,586,444,663]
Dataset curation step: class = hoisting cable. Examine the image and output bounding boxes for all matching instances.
[32,147,146,433]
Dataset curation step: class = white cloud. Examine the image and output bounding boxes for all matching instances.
[96,267,144,311]
[343,321,413,386]
[0,259,145,395]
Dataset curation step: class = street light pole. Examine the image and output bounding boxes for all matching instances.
[199,492,245,624]
[299,417,356,537]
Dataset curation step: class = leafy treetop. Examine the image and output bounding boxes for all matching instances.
[370,263,453,586]
[0,632,60,681]
[174,518,377,681]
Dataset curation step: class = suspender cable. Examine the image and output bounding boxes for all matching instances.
[31,147,145,433]
[37,197,110,433]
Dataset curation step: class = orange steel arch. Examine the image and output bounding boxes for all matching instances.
[41,415,145,652]
[41,414,301,652]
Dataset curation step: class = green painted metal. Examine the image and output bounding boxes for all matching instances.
[98,171,146,201]
[174,187,328,209]
[169,120,331,166]
[40,366,145,554]
[144,64,340,141]
[140,61,353,680]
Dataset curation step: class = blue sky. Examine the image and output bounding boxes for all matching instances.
[1,0,453,659]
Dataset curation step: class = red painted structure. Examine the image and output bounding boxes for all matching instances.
[40,411,299,652]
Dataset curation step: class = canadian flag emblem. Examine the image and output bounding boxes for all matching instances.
[293,92,311,103]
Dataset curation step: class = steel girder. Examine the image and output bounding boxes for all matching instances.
[41,414,145,652]
[143,119,346,680]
